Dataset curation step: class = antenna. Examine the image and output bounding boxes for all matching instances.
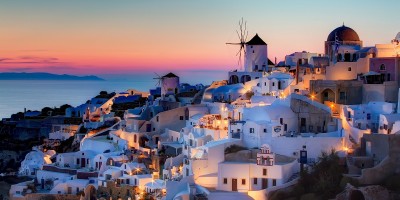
[226,18,248,70]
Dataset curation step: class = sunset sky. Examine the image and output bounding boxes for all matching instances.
[0,0,399,75]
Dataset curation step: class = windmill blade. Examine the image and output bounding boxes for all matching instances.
[153,72,163,86]
[226,43,241,45]
[226,17,249,70]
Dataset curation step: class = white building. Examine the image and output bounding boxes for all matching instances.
[378,114,400,134]
[216,145,298,192]
[18,150,53,176]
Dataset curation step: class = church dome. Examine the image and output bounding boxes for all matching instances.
[327,25,360,42]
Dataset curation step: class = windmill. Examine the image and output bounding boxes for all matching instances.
[226,18,249,69]
[153,72,164,87]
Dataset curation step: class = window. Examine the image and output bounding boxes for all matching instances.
[272,179,276,186]
[153,128,155,131]
[280,118,283,125]
[264,128,267,133]
[339,92,346,100]
[253,50,255,53]
[384,124,388,130]
[253,178,258,185]
[272,82,275,86]
[348,67,351,71]
[77,158,80,165]
[134,135,137,143]
[250,128,254,133]
[380,64,386,71]
[264,82,267,86]
[223,178,227,184]
[338,54,342,61]
[180,116,184,120]
[156,116,159,122]
[242,179,246,185]
[263,168,267,176]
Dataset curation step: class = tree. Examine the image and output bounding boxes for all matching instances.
[296,149,346,199]
[41,107,54,116]
[60,104,72,113]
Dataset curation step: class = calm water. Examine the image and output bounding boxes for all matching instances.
[0,71,226,119]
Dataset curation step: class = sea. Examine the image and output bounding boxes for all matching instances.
[0,71,226,119]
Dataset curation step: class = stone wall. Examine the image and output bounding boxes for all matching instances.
[355,134,400,185]
[97,180,137,200]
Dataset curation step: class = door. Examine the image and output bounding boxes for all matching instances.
[146,124,151,132]
[67,187,72,194]
[81,158,86,168]
[262,178,268,189]
[155,137,159,145]
[232,179,238,191]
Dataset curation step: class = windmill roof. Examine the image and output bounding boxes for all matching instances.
[163,72,179,78]
[268,59,275,65]
[246,34,267,45]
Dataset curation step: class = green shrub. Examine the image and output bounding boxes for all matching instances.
[224,144,247,154]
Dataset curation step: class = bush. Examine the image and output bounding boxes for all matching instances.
[300,193,319,200]
[224,144,247,154]
[292,149,346,199]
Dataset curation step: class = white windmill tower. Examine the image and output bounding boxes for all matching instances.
[226,18,269,72]
[154,72,180,97]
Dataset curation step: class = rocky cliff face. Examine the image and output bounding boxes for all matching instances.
[335,183,400,200]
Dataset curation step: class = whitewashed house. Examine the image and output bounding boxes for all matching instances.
[378,114,400,134]
[216,145,298,192]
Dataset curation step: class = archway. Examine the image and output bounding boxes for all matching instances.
[321,88,335,103]
[230,75,239,84]
[240,75,251,84]
[84,184,97,200]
